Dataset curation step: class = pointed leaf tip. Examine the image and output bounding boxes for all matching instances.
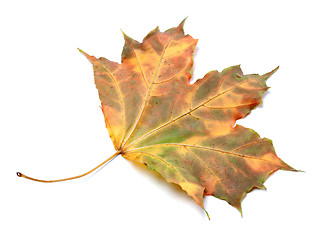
[78,49,96,63]
[120,29,128,39]
[180,17,188,26]
[271,65,280,74]
[262,66,279,80]
[236,204,243,217]
[178,17,188,30]
[78,48,88,56]
[121,30,132,43]
[121,30,139,45]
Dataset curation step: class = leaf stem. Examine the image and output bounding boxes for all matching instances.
[204,209,211,221]
[17,151,121,183]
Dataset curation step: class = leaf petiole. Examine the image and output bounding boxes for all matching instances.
[204,209,211,221]
[17,151,121,183]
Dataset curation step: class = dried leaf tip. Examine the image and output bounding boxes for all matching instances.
[120,29,129,40]
[238,207,243,218]
[78,48,89,57]
[78,48,96,63]
[179,17,188,29]
[262,66,280,80]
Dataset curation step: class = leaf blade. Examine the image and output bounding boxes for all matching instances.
[84,21,296,214]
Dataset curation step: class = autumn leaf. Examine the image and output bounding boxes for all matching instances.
[18,20,297,217]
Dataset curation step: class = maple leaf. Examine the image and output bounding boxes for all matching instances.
[18,20,297,217]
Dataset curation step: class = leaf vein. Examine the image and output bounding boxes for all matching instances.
[125,143,278,164]
[123,78,254,149]
[126,41,149,88]
[121,28,180,147]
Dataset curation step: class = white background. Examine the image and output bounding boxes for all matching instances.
[1,0,317,239]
